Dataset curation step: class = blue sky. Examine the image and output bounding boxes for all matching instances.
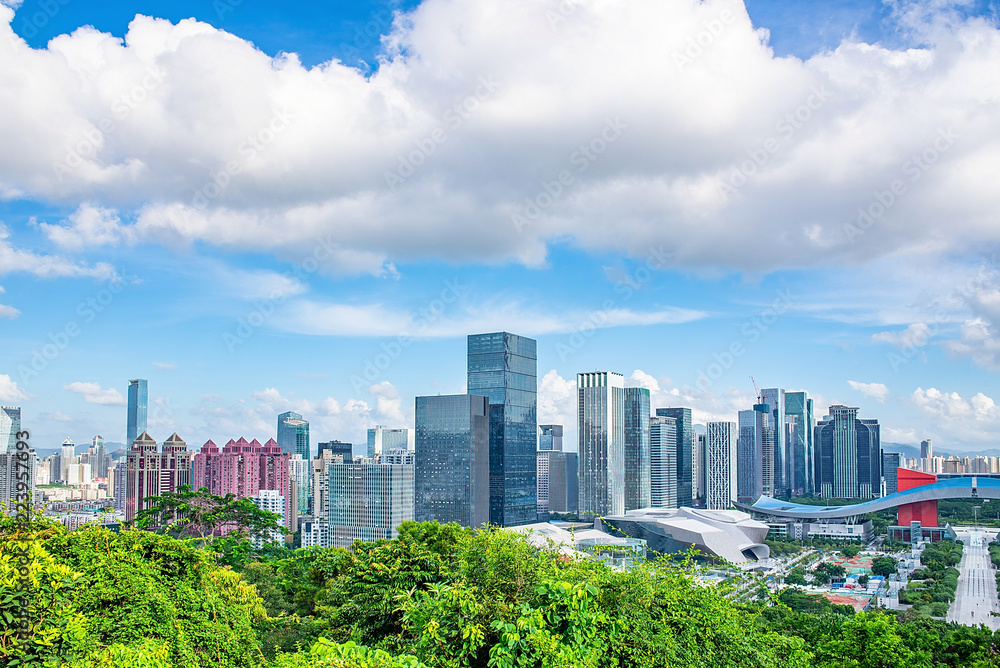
[1,0,999,455]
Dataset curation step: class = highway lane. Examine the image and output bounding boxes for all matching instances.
[947,529,1000,630]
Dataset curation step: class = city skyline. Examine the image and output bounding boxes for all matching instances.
[1,0,999,456]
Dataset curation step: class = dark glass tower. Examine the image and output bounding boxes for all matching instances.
[126,379,147,446]
[655,407,692,507]
[624,387,650,510]
[415,394,490,527]
[467,332,537,527]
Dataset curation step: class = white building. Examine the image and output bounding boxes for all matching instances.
[250,489,287,547]
[60,439,75,482]
[327,461,414,548]
[366,426,414,458]
[289,454,311,517]
[300,517,330,548]
[705,422,737,511]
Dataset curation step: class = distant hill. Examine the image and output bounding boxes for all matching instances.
[880,442,1000,459]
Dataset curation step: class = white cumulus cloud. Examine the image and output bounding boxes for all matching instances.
[847,380,890,402]
[64,381,125,405]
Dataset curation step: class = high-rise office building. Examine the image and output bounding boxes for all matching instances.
[536,450,550,518]
[736,409,757,502]
[760,389,787,498]
[376,448,416,465]
[920,439,933,459]
[705,422,737,510]
[414,394,490,527]
[289,454,311,516]
[318,440,354,462]
[655,407,693,507]
[91,435,108,479]
[277,412,310,460]
[784,392,814,496]
[578,371,625,517]
[815,405,881,499]
[754,402,776,498]
[1,406,21,454]
[112,461,127,511]
[467,332,537,526]
[624,388,651,510]
[546,452,578,514]
[538,425,564,451]
[695,432,707,501]
[127,379,148,447]
[327,459,414,548]
[649,415,678,508]
[882,452,904,495]
[857,418,881,498]
[367,426,413,458]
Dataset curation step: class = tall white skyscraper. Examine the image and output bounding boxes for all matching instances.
[60,438,75,483]
[289,454,311,516]
[705,422,737,510]
[650,415,677,508]
[577,371,625,517]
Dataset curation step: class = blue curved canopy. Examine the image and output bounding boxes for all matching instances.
[737,476,1000,520]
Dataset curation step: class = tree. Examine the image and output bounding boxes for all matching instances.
[872,556,897,578]
[786,567,808,586]
[131,485,287,544]
[858,574,869,587]
[840,545,860,558]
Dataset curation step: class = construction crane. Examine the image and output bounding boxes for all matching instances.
[750,376,763,403]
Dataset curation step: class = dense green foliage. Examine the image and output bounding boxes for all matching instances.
[871,556,898,577]
[3,514,999,668]
[899,541,962,618]
[938,500,1000,527]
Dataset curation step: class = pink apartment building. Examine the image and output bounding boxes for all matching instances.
[192,437,293,531]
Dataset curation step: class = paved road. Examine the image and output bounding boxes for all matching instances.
[947,529,1000,630]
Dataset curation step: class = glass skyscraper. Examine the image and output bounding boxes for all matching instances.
[649,415,677,509]
[278,411,310,460]
[0,406,20,454]
[815,405,880,499]
[317,440,352,462]
[538,424,563,451]
[414,393,490,527]
[784,391,814,496]
[705,421,737,510]
[126,379,148,446]
[760,389,787,498]
[624,387,650,510]
[578,371,625,517]
[467,332,537,527]
[736,409,757,501]
[655,407,693,507]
